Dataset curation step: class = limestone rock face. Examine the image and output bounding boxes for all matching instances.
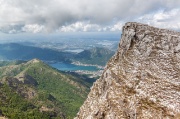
[75,22,180,119]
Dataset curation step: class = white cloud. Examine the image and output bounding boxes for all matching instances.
[137,8,180,30]
[22,24,45,33]
[0,0,180,33]
[58,21,125,32]
[59,22,102,32]
[8,29,17,34]
[110,22,124,31]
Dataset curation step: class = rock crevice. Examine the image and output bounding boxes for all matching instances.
[75,22,180,119]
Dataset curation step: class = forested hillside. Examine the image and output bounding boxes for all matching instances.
[0,59,94,118]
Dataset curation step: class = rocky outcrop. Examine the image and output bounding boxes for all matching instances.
[75,22,180,119]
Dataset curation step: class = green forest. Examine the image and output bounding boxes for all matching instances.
[0,59,95,118]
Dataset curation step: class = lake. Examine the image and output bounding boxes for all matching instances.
[49,62,99,71]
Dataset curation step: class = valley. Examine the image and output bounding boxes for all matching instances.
[0,42,115,78]
[0,38,116,118]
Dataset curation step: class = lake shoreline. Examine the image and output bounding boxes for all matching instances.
[71,61,104,69]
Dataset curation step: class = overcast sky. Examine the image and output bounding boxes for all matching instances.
[0,0,180,33]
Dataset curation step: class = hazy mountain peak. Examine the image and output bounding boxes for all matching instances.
[28,58,41,64]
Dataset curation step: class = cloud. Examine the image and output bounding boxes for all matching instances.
[110,22,124,32]
[59,22,101,32]
[0,0,180,33]
[137,8,180,30]
[22,24,45,33]
[58,21,125,32]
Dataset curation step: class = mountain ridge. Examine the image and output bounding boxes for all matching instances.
[0,59,93,118]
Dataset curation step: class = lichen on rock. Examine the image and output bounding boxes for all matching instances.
[75,22,180,119]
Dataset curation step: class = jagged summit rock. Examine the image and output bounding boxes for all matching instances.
[75,22,180,119]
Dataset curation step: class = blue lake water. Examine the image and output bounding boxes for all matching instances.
[49,62,99,71]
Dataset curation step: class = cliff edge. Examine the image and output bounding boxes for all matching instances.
[75,22,180,119]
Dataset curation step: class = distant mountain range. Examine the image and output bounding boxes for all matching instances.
[0,43,73,62]
[74,47,115,66]
[0,59,95,118]
[0,43,115,66]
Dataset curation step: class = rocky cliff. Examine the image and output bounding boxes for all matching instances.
[75,22,180,119]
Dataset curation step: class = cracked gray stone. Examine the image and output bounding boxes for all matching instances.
[75,22,180,119]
